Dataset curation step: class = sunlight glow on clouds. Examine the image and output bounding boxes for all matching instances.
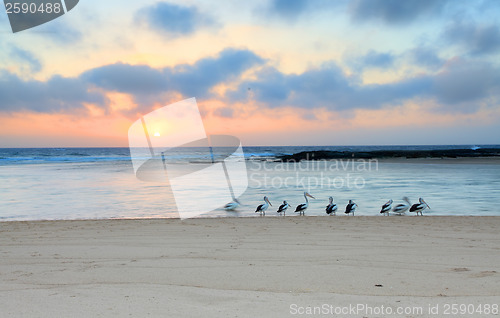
[1,0,500,146]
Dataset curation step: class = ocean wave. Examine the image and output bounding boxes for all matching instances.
[67,153,91,156]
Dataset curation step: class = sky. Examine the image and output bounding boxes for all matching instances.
[1,0,500,147]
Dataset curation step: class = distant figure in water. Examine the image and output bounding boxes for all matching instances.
[380,199,393,216]
[345,200,357,216]
[326,197,337,215]
[277,201,289,216]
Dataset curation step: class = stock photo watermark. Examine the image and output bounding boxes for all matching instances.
[128,98,249,219]
[290,302,499,316]
[4,0,79,32]
[249,157,379,190]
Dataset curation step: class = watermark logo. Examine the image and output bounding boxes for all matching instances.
[249,157,378,191]
[128,98,248,219]
[4,0,79,33]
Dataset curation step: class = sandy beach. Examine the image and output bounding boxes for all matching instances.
[1,216,499,317]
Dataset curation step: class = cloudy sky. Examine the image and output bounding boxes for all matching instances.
[1,0,500,146]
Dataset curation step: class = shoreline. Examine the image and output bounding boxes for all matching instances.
[2,214,500,222]
[2,215,500,224]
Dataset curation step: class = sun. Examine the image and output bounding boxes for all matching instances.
[154,132,160,137]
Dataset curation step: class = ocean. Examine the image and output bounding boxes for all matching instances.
[1,145,500,221]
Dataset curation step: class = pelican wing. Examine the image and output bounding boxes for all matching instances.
[410,203,424,212]
[393,204,408,213]
[295,203,306,212]
[326,204,337,214]
[380,202,392,213]
[345,203,356,213]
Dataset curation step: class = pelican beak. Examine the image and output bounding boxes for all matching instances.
[306,193,315,199]
[266,198,272,206]
[423,199,431,209]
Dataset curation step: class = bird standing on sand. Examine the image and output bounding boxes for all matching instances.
[345,200,357,215]
[255,196,272,216]
[295,192,315,216]
[224,199,241,211]
[380,199,393,216]
[409,198,431,216]
[326,197,338,215]
[392,197,411,215]
[277,201,289,216]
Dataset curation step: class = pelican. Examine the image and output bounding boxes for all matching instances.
[224,199,241,211]
[255,196,272,216]
[380,199,393,216]
[295,192,315,216]
[325,197,338,215]
[345,200,357,215]
[409,198,431,216]
[392,197,411,215]
[277,201,289,216]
